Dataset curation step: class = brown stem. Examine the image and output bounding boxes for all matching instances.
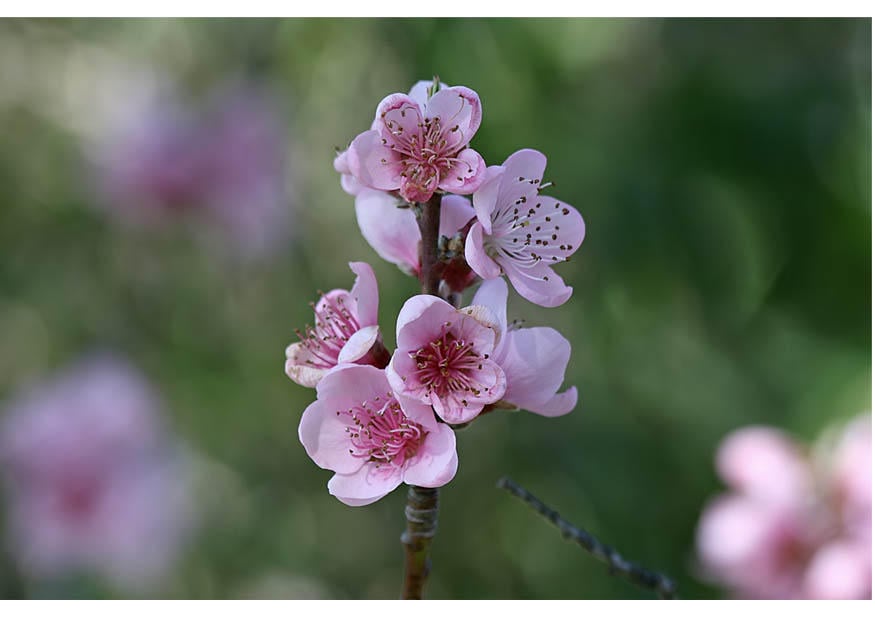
[400,192,445,600]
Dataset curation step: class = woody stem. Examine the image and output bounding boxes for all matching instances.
[400,193,444,600]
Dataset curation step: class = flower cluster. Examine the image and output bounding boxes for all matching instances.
[285,79,584,506]
[696,415,872,599]
[0,355,195,592]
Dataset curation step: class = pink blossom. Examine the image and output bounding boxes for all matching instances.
[465,149,586,307]
[95,81,290,259]
[696,416,872,599]
[299,364,458,506]
[387,294,506,425]
[285,262,388,388]
[471,278,578,417]
[0,356,194,591]
[347,80,486,203]
[354,190,475,278]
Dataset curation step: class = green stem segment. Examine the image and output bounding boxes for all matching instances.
[400,193,444,600]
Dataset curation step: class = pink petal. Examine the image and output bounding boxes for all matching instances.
[495,149,547,213]
[355,189,420,274]
[471,165,506,233]
[349,129,401,191]
[400,172,440,204]
[804,539,872,599]
[376,93,424,141]
[464,222,502,279]
[500,259,573,308]
[327,466,402,507]
[298,400,363,476]
[348,261,379,327]
[337,325,380,364]
[407,80,447,108]
[424,86,482,144]
[394,295,458,351]
[396,392,440,432]
[439,194,475,237]
[526,387,578,418]
[284,342,328,388]
[438,148,486,195]
[471,277,508,344]
[716,427,810,506]
[497,327,573,414]
[403,424,458,487]
[315,364,391,413]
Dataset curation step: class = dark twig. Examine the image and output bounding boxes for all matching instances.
[497,477,678,599]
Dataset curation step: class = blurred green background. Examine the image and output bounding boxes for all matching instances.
[0,18,870,599]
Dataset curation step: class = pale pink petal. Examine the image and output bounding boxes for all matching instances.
[437,148,486,195]
[464,222,502,279]
[349,129,401,191]
[376,93,424,139]
[525,387,578,417]
[335,147,363,195]
[500,259,573,308]
[355,189,420,274]
[424,86,482,144]
[804,539,872,600]
[337,325,380,364]
[403,424,458,487]
[400,172,440,204]
[284,342,328,388]
[498,327,573,414]
[471,165,506,233]
[298,400,363,475]
[395,295,458,351]
[327,466,402,507]
[407,80,448,108]
[439,194,475,237]
[716,427,810,506]
[471,277,508,342]
[348,261,379,327]
[315,364,389,411]
[495,149,547,210]
[396,392,440,432]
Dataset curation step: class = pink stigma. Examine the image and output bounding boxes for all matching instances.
[293,295,361,369]
[338,396,426,469]
[410,330,486,405]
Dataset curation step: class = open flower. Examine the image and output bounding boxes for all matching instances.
[465,149,586,307]
[387,296,506,425]
[285,262,388,388]
[696,418,872,599]
[347,80,486,203]
[355,191,475,277]
[0,355,194,592]
[299,364,458,506]
[471,278,578,417]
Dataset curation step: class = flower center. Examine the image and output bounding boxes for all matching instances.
[294,295,361,369]
[338,396,426,469]
[411,330,486,402]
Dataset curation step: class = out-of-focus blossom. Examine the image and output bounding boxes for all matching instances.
[345,80,486,203]
[355,191,474,283]
[0,356,195,592]
[387,295,506,425]
[299,364,457,506]
[696,416,872,599]
[285,262,389,388]
[95,81,290,259]
[465,149,586,307]
[471,278,577,417]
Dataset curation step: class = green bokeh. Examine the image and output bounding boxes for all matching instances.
[0,18,870,599]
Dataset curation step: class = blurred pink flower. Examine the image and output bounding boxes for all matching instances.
[386,294,506,425]
[0,356,194,592]
[346,80,486,203]
[696,416,872,599]
[354,191,475,280]
[285,262,389,388]
[299,364,457,506]
[96,81,290,259]
[465,149,586,307]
